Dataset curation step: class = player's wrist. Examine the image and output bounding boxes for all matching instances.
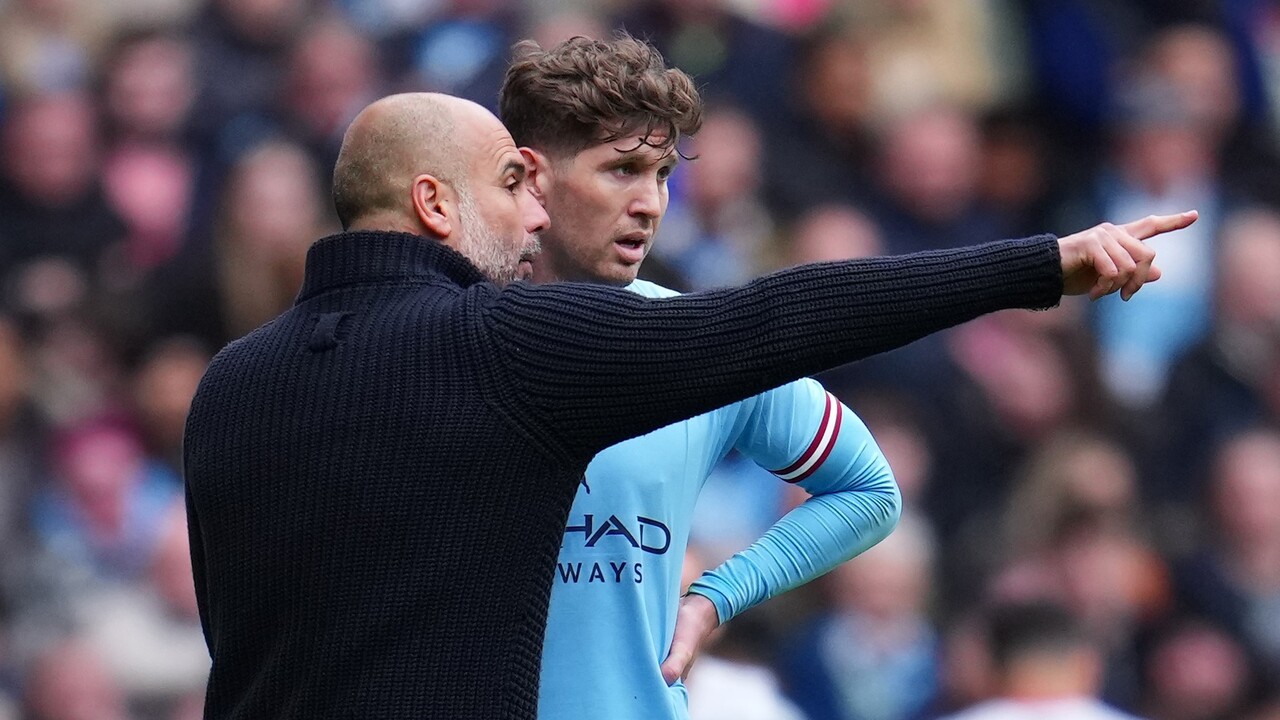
[682,589,722,626]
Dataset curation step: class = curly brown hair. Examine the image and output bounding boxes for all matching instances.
[500,33,703,158]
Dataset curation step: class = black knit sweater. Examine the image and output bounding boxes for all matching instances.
[184,230,1062,719]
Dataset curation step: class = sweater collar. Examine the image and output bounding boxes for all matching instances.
[296,230,490,303]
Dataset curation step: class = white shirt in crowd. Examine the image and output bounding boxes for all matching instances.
[942,696,1147,720]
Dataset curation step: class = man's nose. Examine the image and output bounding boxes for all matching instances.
[629,180,662,220]
[522,186,550,233]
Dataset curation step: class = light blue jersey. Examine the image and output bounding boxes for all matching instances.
[538,280,902,719]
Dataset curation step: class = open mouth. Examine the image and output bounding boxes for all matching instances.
[614,237,647,263]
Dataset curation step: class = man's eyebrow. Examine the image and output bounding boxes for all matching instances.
[501,159,526,180]
[609,148,680,167]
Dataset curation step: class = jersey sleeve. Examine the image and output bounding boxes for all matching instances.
[687,379,901,623]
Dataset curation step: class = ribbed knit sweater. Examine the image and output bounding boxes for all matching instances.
[183,230,1062,719]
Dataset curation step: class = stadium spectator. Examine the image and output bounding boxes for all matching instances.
[765,23,875,220]
[74,501,208,718]
[22,637,127,720]
[1171,429,1280,676]
[938,600,1146,720]
[615,0,796,129]
[129,338,209,478]
[1002,431,1143,563]
[785,203,884,266]
[188,0,309,157]
[777,514,941,720]
[148,139,330,346]
[97,28,200,277]
[924,304,1110,563]
[29,417,178,584]
[1079,74,1229,409]
[872,103,1003,255]
[651,104,774,289]
[0,92,124,310]
[280,16,381,174]
[0,0,110,95]
[840,0,1024,121]
[1144,24,1280,207]
[0,316,41,577]
[992,514,1170,711]
[1141,620,1254,720]
[1157,208,1280,512]
[392,0,522,108]
[977,109,1058,238]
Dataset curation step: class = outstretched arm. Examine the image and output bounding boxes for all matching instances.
[476,236,1061,464]
[476,213,1194,466]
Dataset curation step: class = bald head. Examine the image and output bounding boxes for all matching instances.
[330,92,550,284]
[332,92,480,231]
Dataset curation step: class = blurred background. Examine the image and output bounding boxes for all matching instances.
[0,0,1278,718]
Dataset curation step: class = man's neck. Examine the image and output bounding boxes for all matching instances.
[1002,657,1096,701]
[347,216,423,236]
[530,259,625,287]
[530,260,565,284]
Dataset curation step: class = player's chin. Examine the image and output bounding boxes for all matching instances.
[605,263,642,286]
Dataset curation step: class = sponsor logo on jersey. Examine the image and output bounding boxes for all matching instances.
[554,560,644,584]
[562,514,671,554]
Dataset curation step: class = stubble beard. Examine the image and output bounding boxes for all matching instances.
[455,188,538,286]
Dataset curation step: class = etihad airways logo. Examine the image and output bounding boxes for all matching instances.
[562,514,671,555]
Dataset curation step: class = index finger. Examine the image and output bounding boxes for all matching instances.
[1121,210,1199,240]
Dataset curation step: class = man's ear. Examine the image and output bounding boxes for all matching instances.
[410,173,454,237]
[520,147,551,205]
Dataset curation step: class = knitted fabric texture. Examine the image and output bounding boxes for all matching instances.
[184,230,1061,719]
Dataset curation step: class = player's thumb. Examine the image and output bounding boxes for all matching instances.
[660,644,692,685]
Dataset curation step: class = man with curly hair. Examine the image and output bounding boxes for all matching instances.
[501,34,898,719]
[500,34,1189,719]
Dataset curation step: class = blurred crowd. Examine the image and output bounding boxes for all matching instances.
[0,0,1278,718]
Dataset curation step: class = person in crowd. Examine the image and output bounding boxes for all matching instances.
[777,515,941,720]
[0,91,125,310]
[97,27,201,278]
[1172,429,1280,676]
[647,104,774,289]
[1140,620,1255,720]
[1157,208,1280,512]
[939,600,1147,720]
[21,637,127,720]
[130,337,209,478]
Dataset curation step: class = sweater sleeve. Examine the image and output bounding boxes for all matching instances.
[475,235,1061,462]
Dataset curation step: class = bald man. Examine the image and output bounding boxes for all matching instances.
[183,92,1191,720]
[329,93,545,283]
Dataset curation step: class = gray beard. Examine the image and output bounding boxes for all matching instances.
[456,190,526,286]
